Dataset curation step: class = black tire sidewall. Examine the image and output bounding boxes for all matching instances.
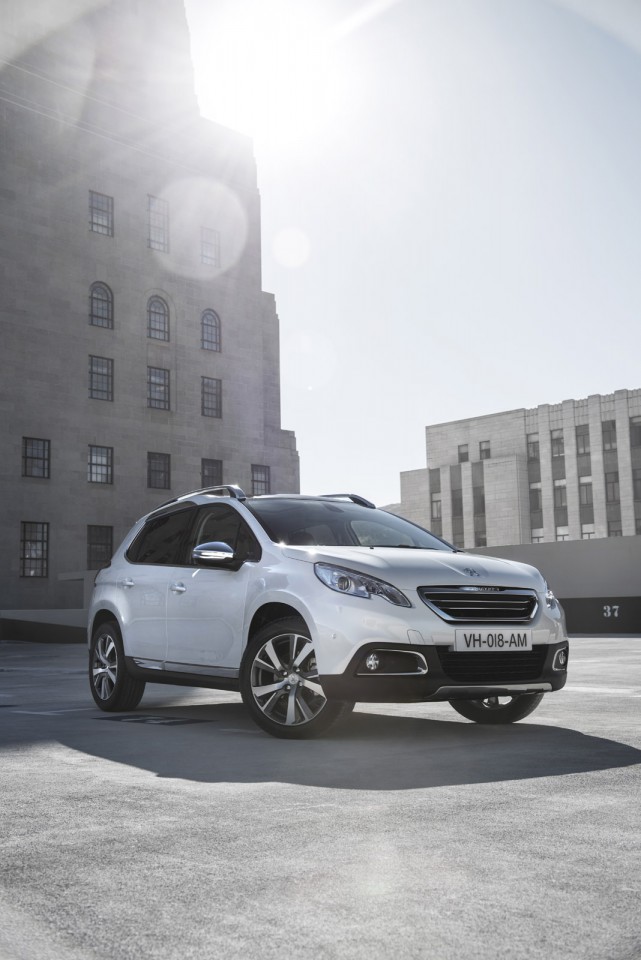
[449,692,544,724]
[89,619,144,712]
[240,617,347,739]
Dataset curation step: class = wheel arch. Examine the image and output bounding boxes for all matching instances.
[88,607,122,647]
[247,602,309,644]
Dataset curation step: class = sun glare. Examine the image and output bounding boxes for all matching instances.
[192,0,340,149]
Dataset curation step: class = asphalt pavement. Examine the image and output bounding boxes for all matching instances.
[0,637,640,960]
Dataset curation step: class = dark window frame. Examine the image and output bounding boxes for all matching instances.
[22,437,50,478]
[89,190,114,236]
[251,464,271,496]
[147,451,171,490]
[147,366,170,410]
[201,310,221,351]
[147,296,170,341]
[87,525,113,569]
[201,377,222,418]
[89,355,114,401]
[148,195,169,253]
[201,458,223,488]
[20,521,49,577]
[89,282,114,329]
[88,445,114,484]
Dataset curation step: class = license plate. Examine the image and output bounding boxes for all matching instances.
[454,629,532,652]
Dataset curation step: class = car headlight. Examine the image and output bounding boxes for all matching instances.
[544,581,558,609]
[314,563,412,607]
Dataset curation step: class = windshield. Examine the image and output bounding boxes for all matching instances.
[245,499,454,551]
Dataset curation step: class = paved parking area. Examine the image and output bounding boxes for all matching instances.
[0,637,640,960]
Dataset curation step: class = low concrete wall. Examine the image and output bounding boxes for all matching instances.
[0,609,86,643]
[473,537,641,635]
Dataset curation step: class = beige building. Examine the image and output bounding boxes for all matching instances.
[399,389,641,549]
[0,0,299,613]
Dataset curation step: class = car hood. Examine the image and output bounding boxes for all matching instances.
[280,545,544,590]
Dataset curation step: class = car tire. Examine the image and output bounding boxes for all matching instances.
[449,692,544,724]
[89,619,146,712]
[240,617,354,739]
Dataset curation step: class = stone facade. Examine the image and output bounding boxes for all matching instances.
[0,0,299,610]
[398,390,641,548]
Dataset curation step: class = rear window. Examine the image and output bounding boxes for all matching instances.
[246,499,452,551]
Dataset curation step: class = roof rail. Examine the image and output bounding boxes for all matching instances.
[320,493,376,509]
[197,484,247,500]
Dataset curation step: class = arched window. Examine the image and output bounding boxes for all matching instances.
[89,283,113,328]
[147,296,169,341]
[201,310,221,351]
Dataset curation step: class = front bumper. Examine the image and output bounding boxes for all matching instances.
[319,640,569,703]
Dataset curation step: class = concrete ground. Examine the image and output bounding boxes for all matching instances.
[0,637,639,960]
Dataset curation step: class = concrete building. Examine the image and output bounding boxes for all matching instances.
[399,389,641,549]
[0,0,299,617]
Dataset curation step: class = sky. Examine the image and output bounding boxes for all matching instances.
[184,0,641,506]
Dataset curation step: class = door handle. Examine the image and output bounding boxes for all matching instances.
[118,578,135,589]
[170,582,186,594]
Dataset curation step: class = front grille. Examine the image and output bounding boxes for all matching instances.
[418,586,537,623]
[437,646,547,683]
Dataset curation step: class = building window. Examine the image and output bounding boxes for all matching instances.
[148,195,169,252]
[555,526,569,541]
[147,367,170,410]
[252,464,271,495]
[147,452,170,489]
[201,227,221,266]
[551,429,564,457]
[527,434,540,461]
[479,440,490,460]
[89,191,113,236]
[22,438,50,478]
[147,297,169,341]
[89,283,114,328]
[607,519,622,537]
[579,481,593,506]
[20,521,49,577]
[87,525,113,569]
[602,420,617,451]
[201,458,223,488]
[605,471,620,503]
[89,356,113,401]
[473,486,485,516]
[457,444,469,463]
[575,424,590,455]
[201,377,222,418]
[581,523,595,540]
[529,484,542,511]
[88,445,113,484]
[630,416,641,447]
[633,468,641,501]
[201,310,221,351]
[553,482,567,508]
[531,528,544,543]
[430,496,442,521]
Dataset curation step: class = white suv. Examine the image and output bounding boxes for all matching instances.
[88,487,569,738]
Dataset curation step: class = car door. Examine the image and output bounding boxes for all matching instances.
[165,503,261,671]
[119,505,196,664]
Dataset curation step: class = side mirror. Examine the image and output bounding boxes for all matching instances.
[192,541,235,566]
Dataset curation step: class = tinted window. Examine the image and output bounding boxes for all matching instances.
[246,500,452,551]
[190,505,261,562]
[127,508,194,564]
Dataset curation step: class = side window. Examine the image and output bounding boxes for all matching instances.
[127,508,194,564]
[190,505,261,562]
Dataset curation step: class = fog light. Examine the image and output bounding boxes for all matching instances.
[365,653,380,671]
[553,648,569,671]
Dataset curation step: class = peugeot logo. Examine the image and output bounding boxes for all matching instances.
[463,567,481,577]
